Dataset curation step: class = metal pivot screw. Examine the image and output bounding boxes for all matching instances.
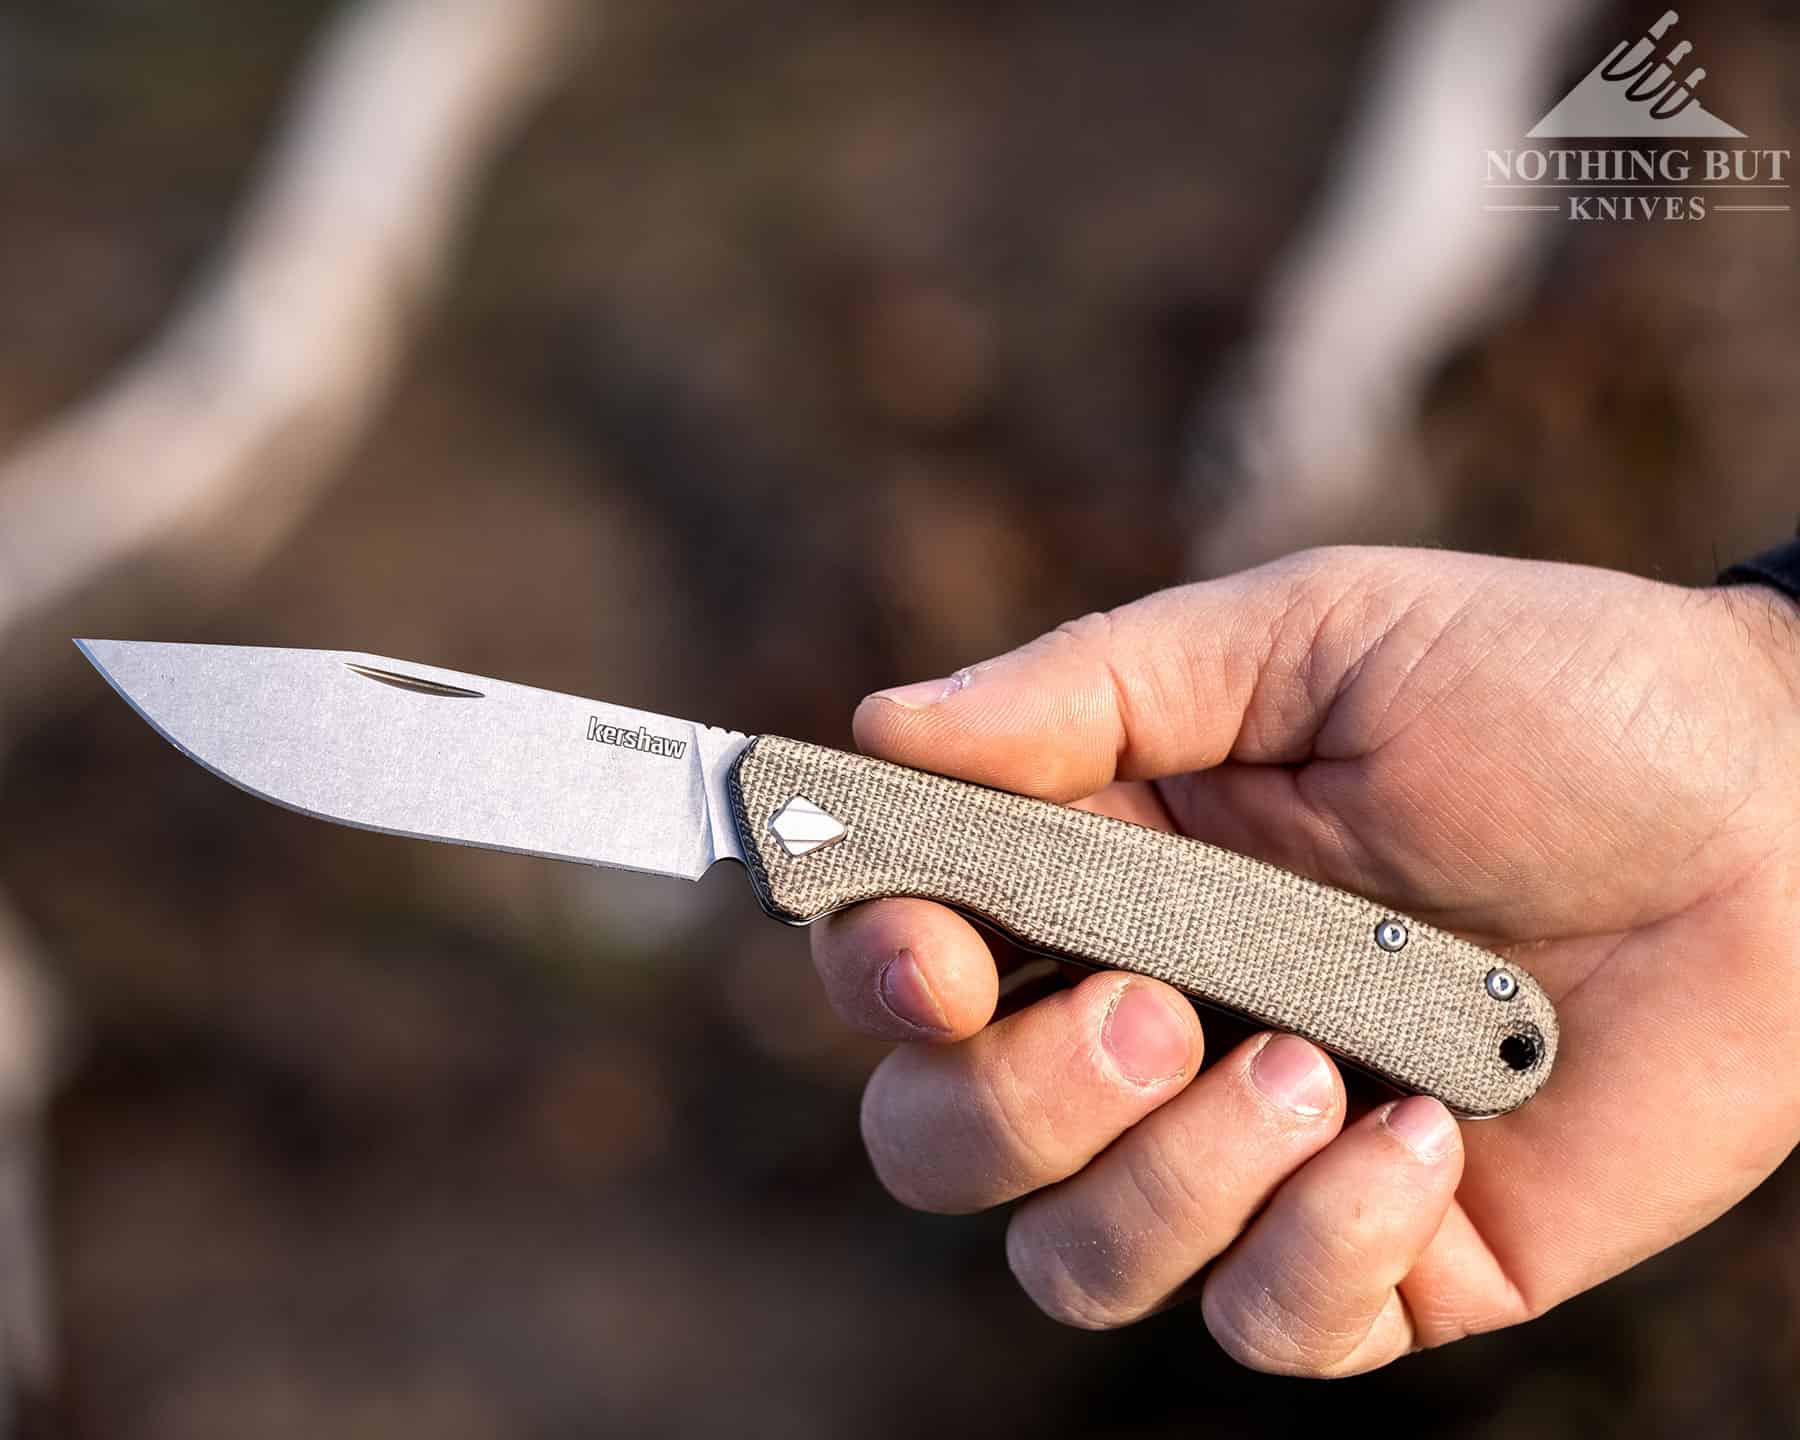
[1485,968,1519,1002]
[1374,919,1408,952]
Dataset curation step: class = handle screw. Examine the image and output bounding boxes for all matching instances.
[1486,968,1519,1002]
[1374,919,1409,952]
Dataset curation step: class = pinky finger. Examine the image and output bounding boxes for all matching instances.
[1200,1096,1465,1377]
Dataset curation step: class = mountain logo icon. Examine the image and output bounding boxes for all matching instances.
[1529,10,1745,139]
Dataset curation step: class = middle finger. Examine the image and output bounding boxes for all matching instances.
[860,970,1204,1214]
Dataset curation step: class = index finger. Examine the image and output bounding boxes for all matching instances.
[806,780,1176,1042]
[810,898,1000,1042]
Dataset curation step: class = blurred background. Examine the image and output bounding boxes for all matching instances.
[0,0,1796,1434]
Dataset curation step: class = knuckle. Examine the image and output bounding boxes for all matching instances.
[1199,1282,1292,1374]
[1406,1278,1536,1348]
[1001,1123,1210,1333]
[1200,1268,1364,1378]
[858,1060,950,1213]
[1047,610,1118,655]
[1053,608,1129,705]
[961,1050,1061,1189]
[1005,1210,1138,1332]
[1115,1121,1212,1242]
[1013,609,1135,792]
[1290,543,1359,571]
[857,1046,1063,1215]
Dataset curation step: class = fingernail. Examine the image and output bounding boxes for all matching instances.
[1383,1097,1459,1161]
[878,949,950,1034]
[1250,1034,1336,1116]
[1103,983,1193,1085]
[870,666,979,709]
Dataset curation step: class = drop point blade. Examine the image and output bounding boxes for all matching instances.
[76,640,750,879]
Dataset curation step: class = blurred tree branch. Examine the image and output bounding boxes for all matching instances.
[0,0,589,653]
[0,896,57,1426]
[0,0,589,1421]
[1186,0,1603,572]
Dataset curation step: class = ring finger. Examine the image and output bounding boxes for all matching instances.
[1004,1030,1347,1328]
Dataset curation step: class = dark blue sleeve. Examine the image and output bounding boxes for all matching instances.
[1717,528,1800,603]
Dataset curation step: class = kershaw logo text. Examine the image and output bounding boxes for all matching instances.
[587,716,688,760]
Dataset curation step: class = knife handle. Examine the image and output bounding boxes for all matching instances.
[728,736,1557,1116]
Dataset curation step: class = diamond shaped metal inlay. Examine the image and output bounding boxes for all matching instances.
[768,795,847,858]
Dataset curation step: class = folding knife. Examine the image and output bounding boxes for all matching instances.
[77,640,1558,1116]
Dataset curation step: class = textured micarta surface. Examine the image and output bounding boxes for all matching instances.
[731,737,1558,1116]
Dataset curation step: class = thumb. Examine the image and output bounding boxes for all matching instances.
[854,549,1399,802]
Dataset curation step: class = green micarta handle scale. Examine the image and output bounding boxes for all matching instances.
[729,736,1558,1117]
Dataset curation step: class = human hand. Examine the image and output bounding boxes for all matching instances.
[810,547,1800,1374]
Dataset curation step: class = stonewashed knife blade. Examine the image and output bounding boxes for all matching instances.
[76,640,1557,1117]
